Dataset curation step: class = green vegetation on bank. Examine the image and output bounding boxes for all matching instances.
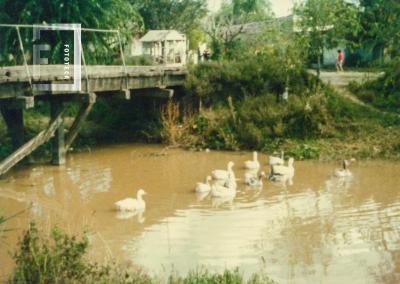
[169,58,400,160]
[348,58,400,113]
[7,222,276,284]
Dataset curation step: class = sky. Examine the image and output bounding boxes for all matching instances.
[207,0,295,17]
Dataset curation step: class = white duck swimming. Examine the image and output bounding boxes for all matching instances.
[211,170,237,197]
[211,180,236,198]
[115,189,146,211]
[269,151,284,166]
[244,151,260,171]
[334,160,352,178]
[212,161,236,185]
[195,176,212,193]
[270,158,294,181]
[245,171,266,187]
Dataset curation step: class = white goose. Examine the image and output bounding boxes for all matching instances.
[211,175,237,198]
[212,161,236,185]
[269,151,284,166]
[245,171,266,187]
[244,151,260,171]
[195,176,212,193]
[270,158,294,181]
[115,189,146,211]
[334,160,352,178]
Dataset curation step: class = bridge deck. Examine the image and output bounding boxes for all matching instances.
[0,65,187,98]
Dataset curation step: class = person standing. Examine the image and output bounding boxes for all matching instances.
[336,49,344,72]
[203,48,210,61]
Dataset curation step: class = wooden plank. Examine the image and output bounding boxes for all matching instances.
[0,109,65,176]
[50,101,65,165]
[134,88,174,99]
[65,93,96,151]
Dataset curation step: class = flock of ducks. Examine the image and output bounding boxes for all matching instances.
[195,151,297,199]
[114,151,353,212]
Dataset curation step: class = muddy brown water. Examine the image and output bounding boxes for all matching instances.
[1,144,400,283]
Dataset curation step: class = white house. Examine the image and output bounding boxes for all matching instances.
[129,37,142,57]
[139,30,187,65]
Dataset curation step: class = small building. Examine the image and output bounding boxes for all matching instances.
[139,30,187,65]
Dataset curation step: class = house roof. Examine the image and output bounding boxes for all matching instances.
[140,30,186,42]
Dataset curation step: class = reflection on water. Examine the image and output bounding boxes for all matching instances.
[1,144,400,283]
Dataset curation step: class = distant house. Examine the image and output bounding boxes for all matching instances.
[139,30,187,65]
[128,37,142,57]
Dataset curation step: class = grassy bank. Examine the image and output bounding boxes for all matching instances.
[164,59,400,161]
[348,58,400,113]
[5,222,276,284]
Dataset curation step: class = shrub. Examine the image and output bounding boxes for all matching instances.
[284,142,321,160]
[160,99,196,146]
[185,53,316,106]
[187,108,239,150]
[113,55,154,66]
[348,57,400,113]
[12,223,91,283]
[11,223,153,284]
[167,268,277,284]
[236,94,332,149]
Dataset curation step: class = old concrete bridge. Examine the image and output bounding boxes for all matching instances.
[0,64,187,175]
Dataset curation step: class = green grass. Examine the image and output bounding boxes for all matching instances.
[8,223,277,284]
[347,58,400,113]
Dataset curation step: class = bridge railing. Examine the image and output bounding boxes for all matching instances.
[0,24,129,90]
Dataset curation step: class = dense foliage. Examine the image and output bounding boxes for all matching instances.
[132,0,207,34]
[182,55,400,160]
[0,0,143,65]
[185,50,317,104]
[294,0,359,73]
[204,0,272,60]
[183,57,328,153]
[357,0,400,59]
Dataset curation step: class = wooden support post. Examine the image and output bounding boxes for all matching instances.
[65,93,96,151]
[50,100,65,165]
[0,109,64,176]
[113,89,131,100]
[122,89,131,100]
[0,106,25,150]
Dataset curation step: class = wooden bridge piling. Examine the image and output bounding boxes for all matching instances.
[50,100,65,165]
[0,106,25,151]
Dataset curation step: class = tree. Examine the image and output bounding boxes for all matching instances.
[294,0,360,77]
[131,0,207,53]
[357,0,400,59]
[204,0,273,60]
[132,0,207,33]
[228,0,272,24]
[0,0,143,65]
